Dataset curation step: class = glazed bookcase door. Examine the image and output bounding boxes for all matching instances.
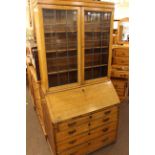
[82,8,112,83]
[42,6,80,88]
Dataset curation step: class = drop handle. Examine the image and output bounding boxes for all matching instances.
[69,139,77,144]
[82,89,85,92]
[68,129,76,135]
[102,127,109,132]
[68,122,77,127]
[104,110,111,115]
[103,118,110,122]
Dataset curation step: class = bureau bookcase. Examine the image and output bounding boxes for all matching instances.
[34,0,120,155]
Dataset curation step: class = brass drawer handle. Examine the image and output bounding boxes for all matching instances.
[102,137,109,143]
[103,118,110,122]
[69,139,77,144]
[104,110,111,115]
[102,127,109,132]
[68,129,76,135]
[68,122,77,127]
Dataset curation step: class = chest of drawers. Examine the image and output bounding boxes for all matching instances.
[111,45,129,79]
[111,78,128,101]
[111,45,129,101]
[42,82,120,155]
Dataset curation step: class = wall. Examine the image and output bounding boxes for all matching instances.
[100,0,129,19]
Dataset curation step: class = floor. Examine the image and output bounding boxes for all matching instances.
[26,88,129,155]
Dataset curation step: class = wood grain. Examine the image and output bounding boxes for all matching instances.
[46,81,119,123]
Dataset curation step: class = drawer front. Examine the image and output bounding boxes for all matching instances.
[88,132,116,153]
[90,112,118,129]
[58,142,88,155]
[113,57,129,65]
[57,115,90,132]
[57,131,89,153]
[91,106,118,121]
[56,123,89,142]
[112,65,129,71]
[57,122,117,152]
[111,69,128,79]
[89,122,117,140]
[114,48,129,57]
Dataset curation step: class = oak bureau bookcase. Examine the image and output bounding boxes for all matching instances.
[34,0,120,154]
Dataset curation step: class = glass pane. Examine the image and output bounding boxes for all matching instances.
[43,9,78,87]
[84,11,111,80]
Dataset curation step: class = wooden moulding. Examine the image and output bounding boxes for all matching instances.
[37,0,115,9]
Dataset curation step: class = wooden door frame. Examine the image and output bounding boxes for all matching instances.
[81,7,114,85]
[35,4,82,93]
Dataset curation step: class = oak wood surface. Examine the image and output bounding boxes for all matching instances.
[113,57,129,65]
[45,81,119,123]
[37,0,114,9]
[111,69,128,79]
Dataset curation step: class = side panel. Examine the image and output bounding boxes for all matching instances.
[41,96,57,155]
[34,6,49,91]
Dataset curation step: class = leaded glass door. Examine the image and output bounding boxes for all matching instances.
[42,6,80,88]
[83,8,112,82]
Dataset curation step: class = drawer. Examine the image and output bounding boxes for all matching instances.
[90,112,118,129]
[57,122,117,152]
[55,123,89,142]
[88,131,116,153]
[112,79,127,89]
[56,115,90,132]
[111,69,128,79]
[112,65,129,71]
[58,142,88,155]
[90,106,118,120]
[114,48,129,57]
[113,57,129,65]
[89,122,117,140]
[57,131,89,153]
